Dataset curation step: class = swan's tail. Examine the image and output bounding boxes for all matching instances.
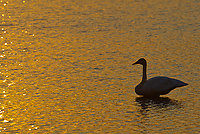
[175,79,188,87]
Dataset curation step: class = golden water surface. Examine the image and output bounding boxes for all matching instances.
[0,0,199,133]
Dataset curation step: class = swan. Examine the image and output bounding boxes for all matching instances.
[132,58,188,97]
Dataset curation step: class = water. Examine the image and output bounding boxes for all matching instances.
[0,0,199,133]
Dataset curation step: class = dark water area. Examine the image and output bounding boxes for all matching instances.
[0,0,199,133]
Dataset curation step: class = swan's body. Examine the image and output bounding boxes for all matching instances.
[132,58,188,97]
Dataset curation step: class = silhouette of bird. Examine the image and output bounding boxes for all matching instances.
[132,58,188,97]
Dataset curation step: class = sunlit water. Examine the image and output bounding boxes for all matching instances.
[0,0,199,133]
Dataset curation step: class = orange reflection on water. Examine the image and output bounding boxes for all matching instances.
[0,0,199,133]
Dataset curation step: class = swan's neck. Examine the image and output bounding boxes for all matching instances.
[135,63,147,95]
[142,63,147,83]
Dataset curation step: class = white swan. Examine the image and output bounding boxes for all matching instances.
[132,58,188,97]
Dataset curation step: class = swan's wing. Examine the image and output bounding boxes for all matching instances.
[142,76,188,95]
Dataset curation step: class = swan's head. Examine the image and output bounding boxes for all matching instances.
[132,58,146,65]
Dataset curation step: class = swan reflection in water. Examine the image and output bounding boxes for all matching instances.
[135,97,182,111]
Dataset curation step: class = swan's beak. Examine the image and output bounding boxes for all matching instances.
[132,62,138,65]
